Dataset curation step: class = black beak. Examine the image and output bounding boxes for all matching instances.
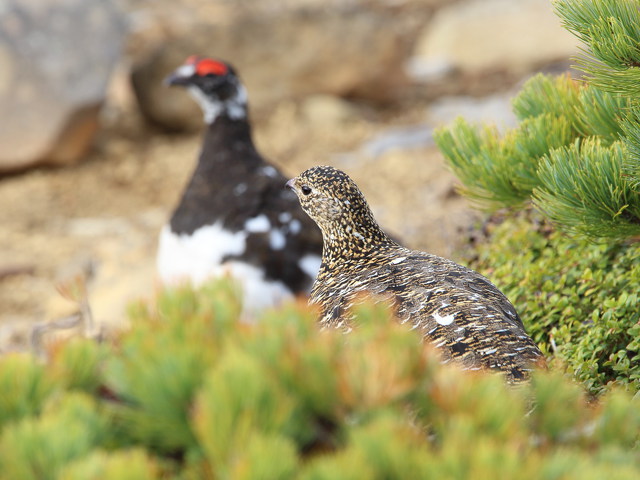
[164,72,192,87]
[285,178,296,190]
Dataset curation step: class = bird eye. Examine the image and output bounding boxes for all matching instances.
[301,185,312,195]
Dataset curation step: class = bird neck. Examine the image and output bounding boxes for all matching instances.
[202,113,254,150]
[187,114,259,190]
[169,115,260,234]
[320,215,394,269]
[189,84,248,125]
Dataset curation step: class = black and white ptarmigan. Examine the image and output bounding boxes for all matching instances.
[286,165,546,382]
[157,55,323,314]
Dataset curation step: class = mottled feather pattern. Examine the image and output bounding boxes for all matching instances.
[287,165,545,382]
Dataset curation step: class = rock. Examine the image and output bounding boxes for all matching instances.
[360,125,434,158]
[351,87,518,160]
[0,0,126,172]
[427,91,518,132]
[130,3,423,131]
[408,0,577,85]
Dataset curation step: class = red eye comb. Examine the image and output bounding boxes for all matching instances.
[185,57,228,76]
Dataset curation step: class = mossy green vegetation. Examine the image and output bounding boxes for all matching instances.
[0,280,638,479]
[471,214,640,396]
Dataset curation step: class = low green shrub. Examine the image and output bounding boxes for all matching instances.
[0,354,55,431]
[0,393,108,480]
[0,279,637,478]
[471,213,640,395]
[58,449,159,480]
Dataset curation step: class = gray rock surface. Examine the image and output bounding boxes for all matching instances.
[0,0,126,172]
[427,91,518,132]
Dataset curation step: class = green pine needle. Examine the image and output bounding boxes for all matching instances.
[534,138,640,238]
[553,0,640,96]
[192,350,296,477]
[1,279,639,475]
[620,103,640,188]
[574,54,640,96]
[577,85,632,141]
[436,1,640,241]
[0,393,108,480]
[57,449,159,480]
[435,111,576,210]
[512,74,582,126]
[552,0,640,62]
[0,354,55,432]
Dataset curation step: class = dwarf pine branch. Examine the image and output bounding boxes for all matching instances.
[436,0,640,239]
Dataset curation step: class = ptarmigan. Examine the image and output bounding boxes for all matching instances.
[157,55,323,315]
[286,165,545,382]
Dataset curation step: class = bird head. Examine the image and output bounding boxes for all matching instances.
[286,166,387,246]
[165,55,247,123]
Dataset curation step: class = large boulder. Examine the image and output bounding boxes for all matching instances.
[130,3,426,131]
[408,0,578,91]
[0,0,126,172]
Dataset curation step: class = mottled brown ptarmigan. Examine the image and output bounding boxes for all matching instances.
[286,165,545,382]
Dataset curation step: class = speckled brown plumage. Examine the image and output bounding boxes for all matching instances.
[286,165,545,382]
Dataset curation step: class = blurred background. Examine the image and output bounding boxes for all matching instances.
[0,0,577,348]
